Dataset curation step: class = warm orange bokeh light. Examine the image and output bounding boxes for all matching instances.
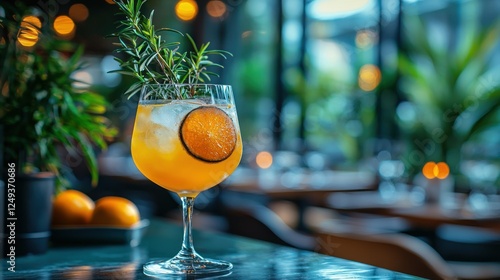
[175,0,198,21]
[435,162,450,179]
[54,15,75,36]
[207,0,227,18]
[256,151,273,169]
[18,15,42,47]
[105,0,116,4]
[358,64,381,91]
[241,31,252,39]
[422,161,450,179]
[69,4,89,22]
[422,162,436,179]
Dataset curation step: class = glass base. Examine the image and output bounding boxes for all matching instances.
[143,253,232,277]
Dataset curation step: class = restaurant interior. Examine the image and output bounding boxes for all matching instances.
[1,0,500,279]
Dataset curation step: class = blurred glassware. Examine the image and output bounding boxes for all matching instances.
[461,160,499,193]
[413,172,455,206]
[377,159,407,203]
[461,160,500,214]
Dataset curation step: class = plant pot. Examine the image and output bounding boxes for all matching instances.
[2,172,55,257]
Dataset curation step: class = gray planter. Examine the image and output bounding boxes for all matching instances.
[2,172,54,257]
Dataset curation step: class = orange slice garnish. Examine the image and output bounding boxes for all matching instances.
[180,106,237,162]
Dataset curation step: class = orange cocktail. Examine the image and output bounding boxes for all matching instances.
[131,100,242,197]
[132,84,242,277]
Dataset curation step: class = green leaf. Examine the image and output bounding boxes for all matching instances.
[124,82,143,99]
[110,0,232,97]
[460,87,500,141]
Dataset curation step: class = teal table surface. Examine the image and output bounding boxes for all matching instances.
[1,218,422,279]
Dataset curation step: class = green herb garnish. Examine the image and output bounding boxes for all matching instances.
[0,2,117,191]
[111,0,232,98]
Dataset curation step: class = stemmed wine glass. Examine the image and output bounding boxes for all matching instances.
[131,84,243,277]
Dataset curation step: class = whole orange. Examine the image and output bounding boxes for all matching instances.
[51,190,95,226]
[90,196,140,228]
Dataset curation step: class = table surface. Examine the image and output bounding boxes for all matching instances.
[1,218,422,280]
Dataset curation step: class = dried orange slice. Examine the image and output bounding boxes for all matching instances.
[180,106,237,162]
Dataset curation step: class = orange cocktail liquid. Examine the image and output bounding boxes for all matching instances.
[131,101,243,197]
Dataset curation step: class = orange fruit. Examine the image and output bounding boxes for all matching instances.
[180,106,237,162]
[90,196,140,228]
[51,190,95,226]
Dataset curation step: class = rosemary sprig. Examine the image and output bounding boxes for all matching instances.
[110,0,231,98]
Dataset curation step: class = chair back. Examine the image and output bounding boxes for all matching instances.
[315,230,458,280]
[224,202,316,250]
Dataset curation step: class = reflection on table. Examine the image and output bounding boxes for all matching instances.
[1,219,421,280]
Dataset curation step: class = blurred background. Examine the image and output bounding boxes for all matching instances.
[1,0,500,277]
[10,0,497,201]
[6,0,499,183]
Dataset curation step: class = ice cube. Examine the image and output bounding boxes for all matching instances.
[150,103,179,129]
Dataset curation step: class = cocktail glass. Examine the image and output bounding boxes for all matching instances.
[131,84,242,277]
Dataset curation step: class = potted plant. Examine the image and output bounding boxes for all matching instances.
[396,16,500,193]
[0,2,116,255]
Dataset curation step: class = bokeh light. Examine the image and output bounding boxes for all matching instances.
[256,151,273,169]
[69,3,89,22]
[54,15,75,37]
[241,30,252,39]
[309,0,371,20]
[72,70,93,89]
[207,0,227,18]
[18,15,42,47]
[422,162,436,179]
[101,55,122,87]
[175,0,198,21]
[358,64,381,91]
[435,162,450,179]
[422,161,450,179]
[355,30,375,49]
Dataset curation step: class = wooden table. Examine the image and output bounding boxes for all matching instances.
[220,168,378,232]
[325,191,500,232]
[1,218,422,279]
[221,168,377,198]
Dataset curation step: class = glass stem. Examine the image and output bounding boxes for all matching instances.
[179,196,197,259]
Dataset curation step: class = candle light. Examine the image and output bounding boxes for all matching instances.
[256,151,273,169]
[18,16,42,47]
[422,161,450,180]
[415,161,454,204]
